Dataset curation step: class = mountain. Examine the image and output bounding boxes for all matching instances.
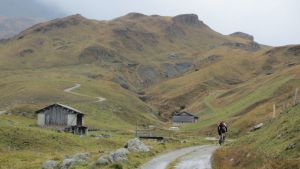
[0,16,44,39]
[0,13,264,91]
[0,13,300,169]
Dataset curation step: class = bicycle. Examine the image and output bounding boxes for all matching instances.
[219,133,225,145]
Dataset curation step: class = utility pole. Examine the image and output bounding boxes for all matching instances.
[293,88,299,106]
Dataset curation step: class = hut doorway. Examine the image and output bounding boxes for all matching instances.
[77,114,83,126]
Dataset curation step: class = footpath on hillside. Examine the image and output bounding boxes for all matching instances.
[141,145,218,169]
[64,83,106,102]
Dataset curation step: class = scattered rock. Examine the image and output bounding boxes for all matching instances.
[161,63,178,78]
[42,160,59,169]
[138,95,150,102]
[222,41,260,51]
[79,45,121,64]
[61,159,76,169]
[72,152,90,162]
[109,148,129,163]
[180,140,189,144]
[19,49,34,57]
[125,138,150,152]
[286,143,296,150]
[96,156,110,166]
[137,65,160,86]
[250,123,264,132]
[175,62,192,73]
[61,152,89,169]
[113,76,130,90]
[92,134,112,138]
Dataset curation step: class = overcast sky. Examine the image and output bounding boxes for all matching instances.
[2,0,300,46]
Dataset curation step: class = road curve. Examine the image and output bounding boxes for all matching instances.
[0,111,6,115]
[141,145,217,169]
[64,83,106,102]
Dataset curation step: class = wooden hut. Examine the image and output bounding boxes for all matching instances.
[36,103,87,135]
[172,111,199,125]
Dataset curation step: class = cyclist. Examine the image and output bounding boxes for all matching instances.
[218,121,228,145]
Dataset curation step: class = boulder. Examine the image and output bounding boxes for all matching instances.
[61,152,89,169]
[42,160,59,169]
[72,152,90,162]
[250,123,264,132]
[125,138,150,152]
[286,143,296,150]
[96,156,110,166]
[109,148,129,163]
[61,159,76,169]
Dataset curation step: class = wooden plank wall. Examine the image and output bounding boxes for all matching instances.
[44,106,68,126]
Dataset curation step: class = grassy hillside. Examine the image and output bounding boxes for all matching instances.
[213,104,300,169]
[0,12,299,169]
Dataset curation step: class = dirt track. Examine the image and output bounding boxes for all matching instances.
[141,145,218,169]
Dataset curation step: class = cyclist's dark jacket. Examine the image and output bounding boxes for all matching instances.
[218,123,227,135]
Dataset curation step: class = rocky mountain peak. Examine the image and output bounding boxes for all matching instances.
[172,14,204,26]
[124,12,147,19]
[230,32,254,41]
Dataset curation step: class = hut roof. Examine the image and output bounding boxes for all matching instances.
[173,111,198,118]
[36,103,84,115]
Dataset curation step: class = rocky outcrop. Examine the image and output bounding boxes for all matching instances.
[222,41,260,51]
[19,48,34,57]
[165,24,186,38]
[79,45,120,63]
[113,27,158,51]
[124,12,147,19]
[125,138,150,152]
[42,160,59,169]
[109,148,129,163]
[161,63,179,78]
[94,138,150,166]
[250,123,264,132]
[61,152,90,169]
[286,143,296,150]
[137,65,161,86]
[113,75,130,89]
[172,14,205,26]
[96,155,110,166]
[175,62,192,73]
[230,32,254,41]
[28,14,87,34]
[287,45,300,56]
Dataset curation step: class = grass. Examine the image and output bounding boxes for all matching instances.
[213,104,300,169]
[0,13,299,169]
[181,75,292,131]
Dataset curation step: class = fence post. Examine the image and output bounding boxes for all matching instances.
[273,104,276,118]
[293,88,298,106]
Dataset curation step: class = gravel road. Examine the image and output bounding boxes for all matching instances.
[141,145,218,169]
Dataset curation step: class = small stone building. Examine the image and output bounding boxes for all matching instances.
[172,111,199,124]
[36,103,87,134]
